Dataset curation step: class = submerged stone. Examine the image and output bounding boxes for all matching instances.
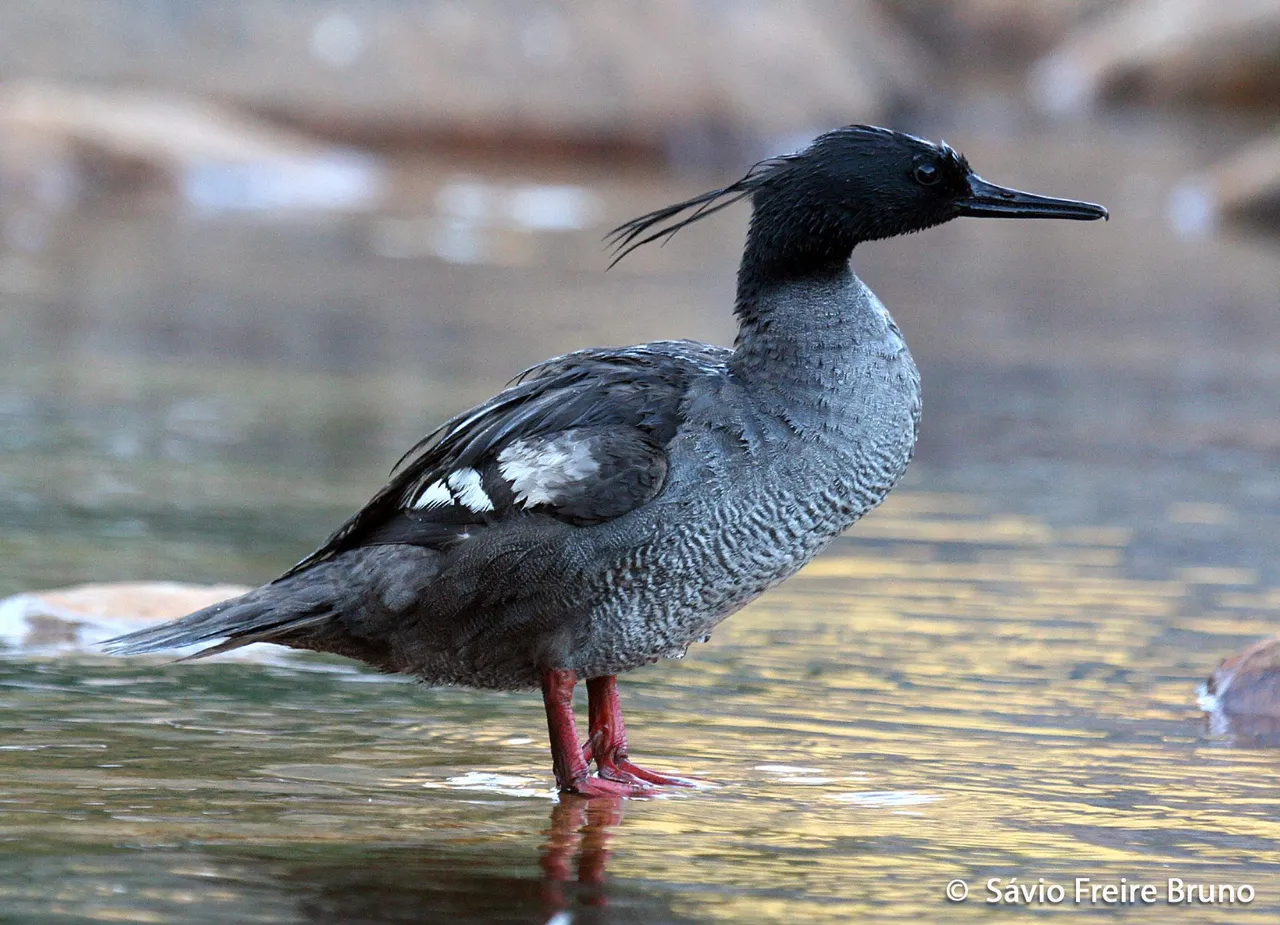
[0,581,250,655]
[1200,636,1280,742]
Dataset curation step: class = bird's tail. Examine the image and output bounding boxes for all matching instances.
[102,577,334,660]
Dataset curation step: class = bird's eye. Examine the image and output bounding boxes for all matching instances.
[913,163,940,186]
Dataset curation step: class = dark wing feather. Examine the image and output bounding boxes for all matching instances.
[280,341,727,580]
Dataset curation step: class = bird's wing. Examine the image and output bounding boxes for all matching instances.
[279,341,730,579]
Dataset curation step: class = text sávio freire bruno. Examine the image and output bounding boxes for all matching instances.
[980,878,1254,906]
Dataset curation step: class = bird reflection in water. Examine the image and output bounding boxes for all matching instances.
[273,796,662,925]
[539,795,626,912]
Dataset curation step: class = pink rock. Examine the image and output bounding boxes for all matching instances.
[0,82,385,211]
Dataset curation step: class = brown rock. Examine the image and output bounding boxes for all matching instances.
[0,1,931,151]
[0,581,250,653]
[880,0,1120,63]
[1032,0,1280,114]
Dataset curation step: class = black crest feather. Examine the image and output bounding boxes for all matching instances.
[604,156,792,268]
[938,140,970,174]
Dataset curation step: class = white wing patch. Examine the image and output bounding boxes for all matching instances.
[498,435,600,507]
[446,468,493,512]
[405,467,494,513]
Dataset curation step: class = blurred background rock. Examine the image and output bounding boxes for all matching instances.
[0,1,930,164]
[0,0,1276,224]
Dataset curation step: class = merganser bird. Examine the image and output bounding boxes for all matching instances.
[106,126,1107,796]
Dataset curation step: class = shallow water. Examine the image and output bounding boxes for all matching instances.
[4,111,1280,922]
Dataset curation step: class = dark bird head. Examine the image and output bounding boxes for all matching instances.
[608,125,1108,285]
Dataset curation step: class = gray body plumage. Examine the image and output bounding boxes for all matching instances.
[108,267,920,689]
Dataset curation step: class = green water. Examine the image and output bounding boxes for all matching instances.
[4,114,1280,922]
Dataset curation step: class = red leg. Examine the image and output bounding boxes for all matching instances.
[541,669,645,797]
[585,675,697,787]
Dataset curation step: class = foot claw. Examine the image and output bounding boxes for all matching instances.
[615,757,699,788]
[562,773,650,798]
[595,753,700,788]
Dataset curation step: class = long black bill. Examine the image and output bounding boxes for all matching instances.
[958,175,1109,221]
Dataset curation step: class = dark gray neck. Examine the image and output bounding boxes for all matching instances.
[729,262,893,398]
[725,187,905,424]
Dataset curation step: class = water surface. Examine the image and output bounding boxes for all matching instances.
[3,112,1280,922]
